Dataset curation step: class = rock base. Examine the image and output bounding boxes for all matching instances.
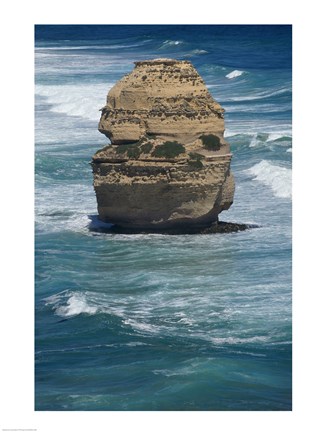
[88,217,257,235]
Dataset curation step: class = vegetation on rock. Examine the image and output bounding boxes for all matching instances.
[115,143,142,159]
[188,152,205,169]
[200,134,221,150]
[94,145,110,155]
[151,141,185,158]
[140,142,153,154]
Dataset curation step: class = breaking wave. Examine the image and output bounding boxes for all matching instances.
[158,40,183,49]
[35,182,97,234]
[246,160,292,199]
[183,49,209,57]
[226,70,245,79]
[45,291,99,317]
[208,335,270,345]
[247,132,292,148]
[56,293,98,317]
[222,87,291,102]
[35,42,150,51]
[35,83,112,121]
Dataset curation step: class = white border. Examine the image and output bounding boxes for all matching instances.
[1,1,323,431]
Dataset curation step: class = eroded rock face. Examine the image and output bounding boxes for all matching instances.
[92,58,235,230]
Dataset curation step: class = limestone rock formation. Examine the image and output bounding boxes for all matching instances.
[92,58,235,230]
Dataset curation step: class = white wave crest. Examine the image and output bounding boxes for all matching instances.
[248,132,292,148]
[47,292,99,317]
[123,319,159,334]
[249,133,263,148]
[191,49,208,55]
[266,132,292,142]
[45,290,132,320]
[184,49,209,56]
[35,42,149,51]
[35,83,112,121]
[159,40,183,49]
[35,183,97,234]
[246,160,292,199]
[222,87,291,102]
[226,70,245,79]
[209,335,269,345]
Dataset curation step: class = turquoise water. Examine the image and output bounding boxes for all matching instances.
[35,25,292,410]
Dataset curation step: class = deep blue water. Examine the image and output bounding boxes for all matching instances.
[35,25,292,410]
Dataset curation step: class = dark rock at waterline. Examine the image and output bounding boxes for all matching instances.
[88,217,257,235]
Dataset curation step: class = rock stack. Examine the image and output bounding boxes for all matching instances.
[92,59,235,231]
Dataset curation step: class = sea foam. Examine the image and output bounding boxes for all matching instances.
[222,87,291,102]
[35,182,97,233]
[45,290,130,319]
[208,335,269,345]
[55,293,99,317]
[248,132,292,148]
[226,70,244,79]
[266,132,292,142]
[35,83,112,121]
[159,40,183,49]
[35,42,149,51]
[246,160,292,199]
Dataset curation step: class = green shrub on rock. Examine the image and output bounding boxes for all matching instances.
[188,152,205,169]
[152,141,185,158]
[200,134,221,150]
[140,142,153,154]
[115,143,141,159]
[126,146,141,159]
[94,145,111,155]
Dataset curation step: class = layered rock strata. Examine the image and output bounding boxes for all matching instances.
[92,58,235,230]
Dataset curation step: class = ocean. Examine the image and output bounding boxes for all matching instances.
[35,25,292,411]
